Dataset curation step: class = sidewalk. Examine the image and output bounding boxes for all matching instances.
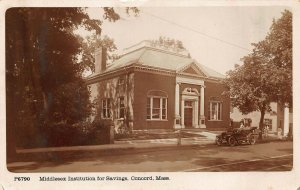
[6,132,216,165]
[16,134,215,154]
[13,131,284,155]
[7,131,288,167]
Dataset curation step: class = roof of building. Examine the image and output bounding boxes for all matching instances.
[89,40,225,79]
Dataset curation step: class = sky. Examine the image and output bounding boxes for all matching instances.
[85,6,288,75]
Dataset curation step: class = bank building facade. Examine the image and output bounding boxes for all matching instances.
[86,41,230,132]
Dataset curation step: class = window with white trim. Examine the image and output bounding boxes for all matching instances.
[118,76,125,86]
[209,101,222,121]
[146,97,167,120]
[264,119,272,129]
[118,96,125,119]
[102,99,111,119]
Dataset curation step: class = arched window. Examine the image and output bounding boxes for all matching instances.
[146,90,168,120]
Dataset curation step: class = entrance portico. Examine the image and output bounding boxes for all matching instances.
[174,76,206,129]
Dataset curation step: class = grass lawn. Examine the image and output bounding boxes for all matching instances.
[115,131,205,141]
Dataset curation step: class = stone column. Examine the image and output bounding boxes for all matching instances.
[194,99,199,128]
[174,82,181,129]
[181,99,185,128]
[175,83,180,117]
[283,103,289,137]
[199,85,206,128]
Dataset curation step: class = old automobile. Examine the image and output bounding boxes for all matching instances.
[215,126,260,146]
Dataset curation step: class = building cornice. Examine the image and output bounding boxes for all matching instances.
[133,64,176,76]
[85,64,223,84]
[85,65,135,84]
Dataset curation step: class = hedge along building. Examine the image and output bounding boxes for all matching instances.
[85,41,230,132]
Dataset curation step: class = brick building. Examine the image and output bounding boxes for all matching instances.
[85,41,230,132]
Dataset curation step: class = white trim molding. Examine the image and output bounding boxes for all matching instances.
[176,76,204,86]
[174,82,181,129]
[175,76,206,129]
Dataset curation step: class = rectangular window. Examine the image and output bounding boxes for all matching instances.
[264,119,272,128]
[209,102,222,121]
[152,98,160,119]
[146,97,167,120]
[162,98,167,120]
[102,99,111,119]
[118,97,125,119]
[118,76,125,86]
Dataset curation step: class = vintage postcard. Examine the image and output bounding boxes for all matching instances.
[1,0,299,189]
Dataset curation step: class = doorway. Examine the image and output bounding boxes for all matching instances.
[184,101,193,128]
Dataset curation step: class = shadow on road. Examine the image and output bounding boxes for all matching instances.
[8,141,293,172]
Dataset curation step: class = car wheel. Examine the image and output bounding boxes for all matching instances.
[227,137,236,146]
[216,137,222,146]
[248,135,256,145]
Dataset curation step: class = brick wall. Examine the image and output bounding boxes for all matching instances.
[204,81,230,129]
[89,71,230,131]
[133,71,175,130]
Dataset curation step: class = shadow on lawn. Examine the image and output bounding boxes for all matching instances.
[116,131,205,141]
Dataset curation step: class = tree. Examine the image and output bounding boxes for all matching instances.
[6,8,137,158]
[254,10,292,106]
[49,80,93,125]
[224,10,292,137]
[150,36,186,50]
[224,59,273,135]
[79,34,118,73]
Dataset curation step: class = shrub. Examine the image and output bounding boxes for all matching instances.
[92,119,114,144]
[40,120,114,147]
